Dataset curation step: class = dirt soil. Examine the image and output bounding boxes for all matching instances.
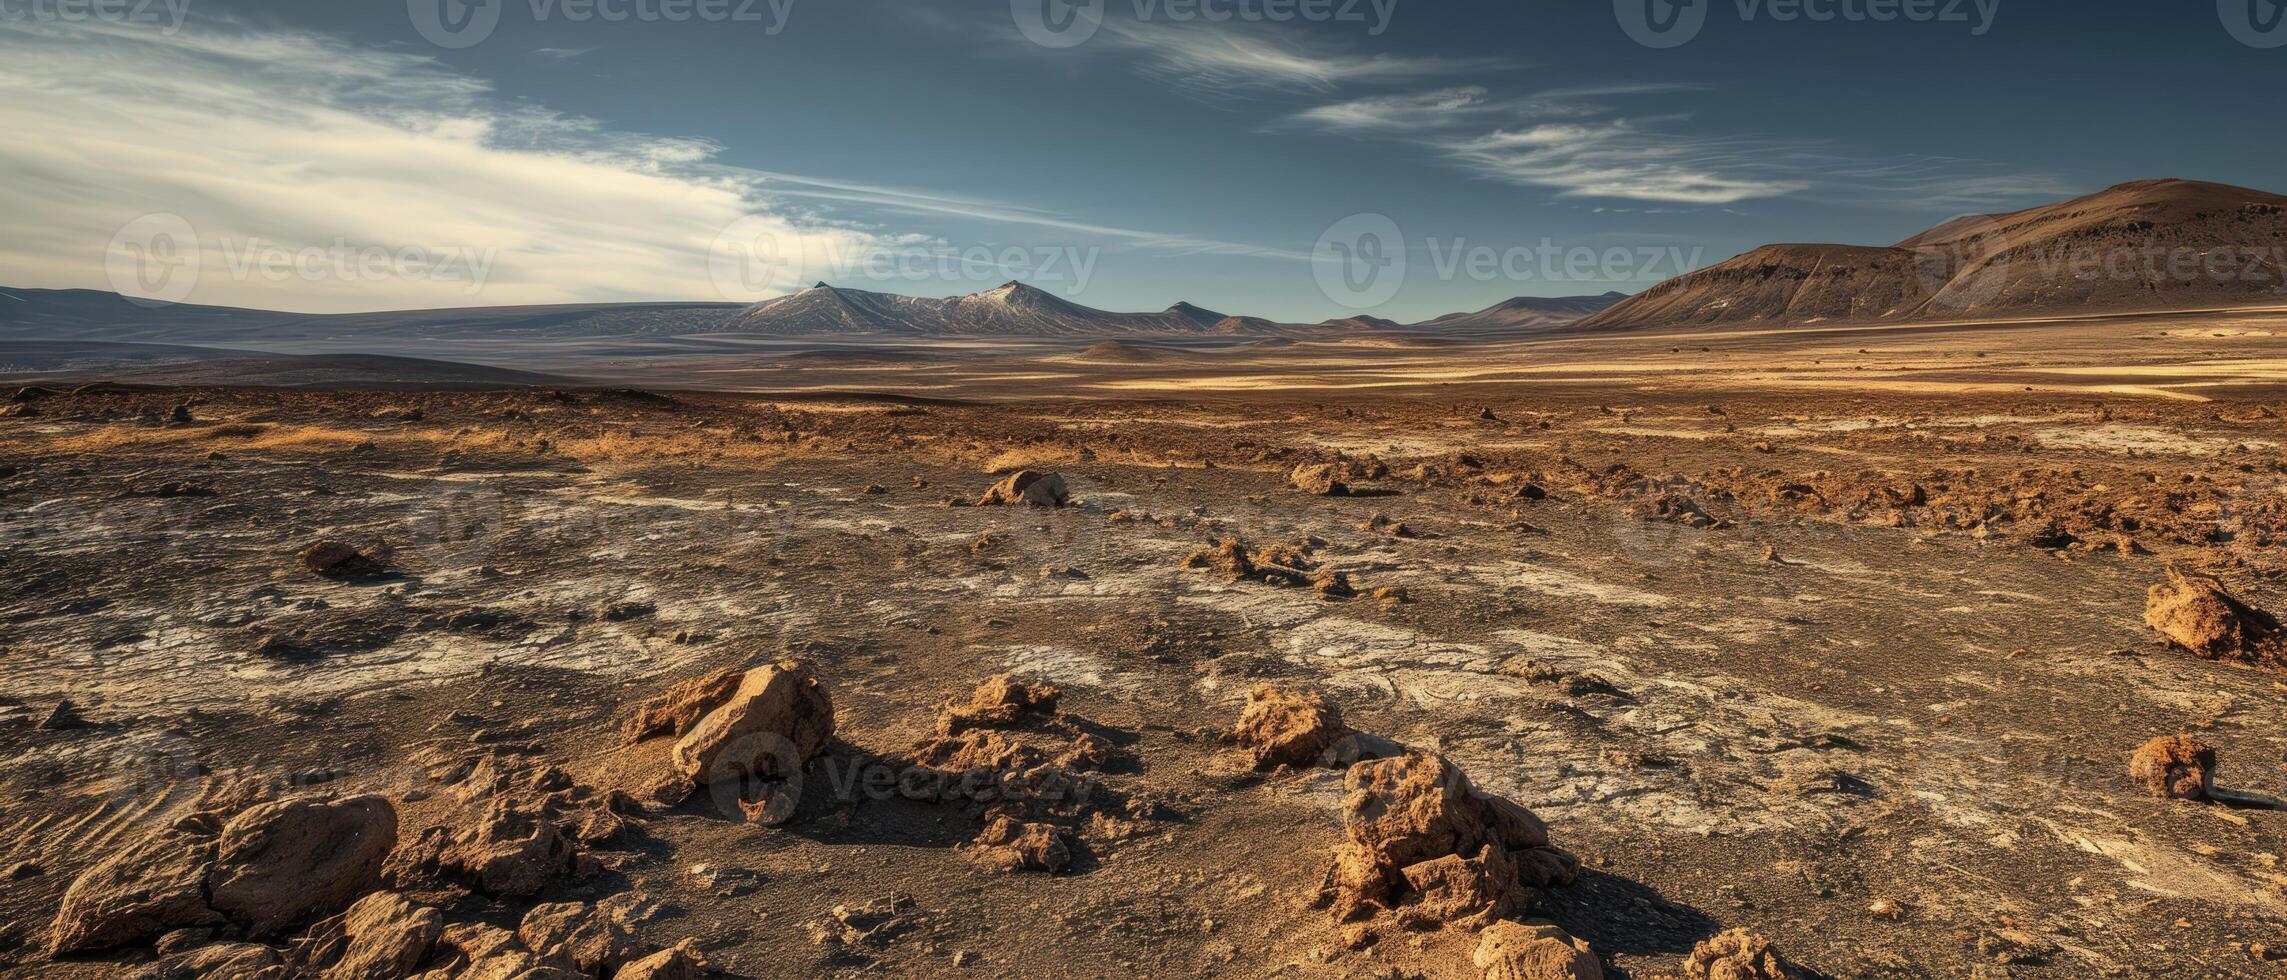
[5,329,2287,977]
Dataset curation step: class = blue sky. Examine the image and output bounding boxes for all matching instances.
[3,0,2282,321]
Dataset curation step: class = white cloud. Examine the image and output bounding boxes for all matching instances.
[0,17,1303,314]
[1287,86,2056,208]
[1098,20,1503,100]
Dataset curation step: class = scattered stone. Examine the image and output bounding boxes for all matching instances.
[1978,927,2060,965]
[1473,921,1602,979]
[1289,462,1349,496]
[618,939,709,980]
[967,815,1072,873]
[37,698,86,731]
[520,901,643,976]
[1632,494,1729,529]
[1229,685,1348,769]
[622,667,746,744]
[938,674,1060,735]
[1683,928,1795,979]
[977,471,1069,507]
[597,599,656,622]
[2130,734,2216,800]
[2144,566,2284,667]
[298,541,386,579]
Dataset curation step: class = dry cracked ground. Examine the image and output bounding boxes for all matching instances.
[3,350,2287,978]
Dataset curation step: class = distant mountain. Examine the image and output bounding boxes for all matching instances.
[1415,292,1627,331]
[734,282,1230,337]
[1576,179,2287,331]
[0,287,743,342]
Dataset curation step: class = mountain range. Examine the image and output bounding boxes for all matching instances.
[1576,179,2287,331]
[9,179,2284,344]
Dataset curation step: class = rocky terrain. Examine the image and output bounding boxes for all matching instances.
[4,336,2287,978]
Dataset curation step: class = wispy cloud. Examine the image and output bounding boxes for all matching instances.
[1287,85,2058,208]
[0,17,1302,313]
[532,46,598,60]
[1093,20,1505,102]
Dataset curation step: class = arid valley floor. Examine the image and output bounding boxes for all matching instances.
[6,309,2287,978]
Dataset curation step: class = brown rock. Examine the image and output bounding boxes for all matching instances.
[937,674,1060,735]
[669,661,835,788]
[164,942,287,980]
[1229,685,1348,769]
[617,940,708,980]
[519,902,641,976]
[1320,752,1575,926]
[1342,753,1550,868]
[2145,567,2284,666]
[47,827,220,954]
[967,816,1071,873]
[1289,463,1350,496]
[384,797,578,898]
[295,891,442,980]
[2130,734,2216,800]
[1398,844,1524,928]
[977,471,1068,507]
[1181,539,1256,581]
[299,541,385,579]
[621,668,746,744]
[1474,922,1603,980]
[207,795,397,936]
[1684,928,1795,980]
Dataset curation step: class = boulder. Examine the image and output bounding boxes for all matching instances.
[621,668,746,744]
[519,902,642,976]
[298,541,385,579]
[1319,752,1575,926]
[207,795,397,935]
[295,891,442,980]
[967,816,1071,874]
[977,471,1068,507]
[1474,921,1602,980]
[2129,734,2216,801]
[617,940,708,980]
[384,797,578,898]
[669,661,835,789]
[1289,463,1349,496]
[2145,567,2284,666]
[1229,685,1348,769]
[47,828,220,954]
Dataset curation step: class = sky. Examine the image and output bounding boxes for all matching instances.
[2,0,2283,322]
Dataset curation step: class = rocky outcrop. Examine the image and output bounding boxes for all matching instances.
[208,795,397,936]
[1319,753,1576,929]
[2145,567,2285,667]
[1229,685,1348,769]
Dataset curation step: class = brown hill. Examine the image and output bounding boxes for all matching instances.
[1575,179,2287,331]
